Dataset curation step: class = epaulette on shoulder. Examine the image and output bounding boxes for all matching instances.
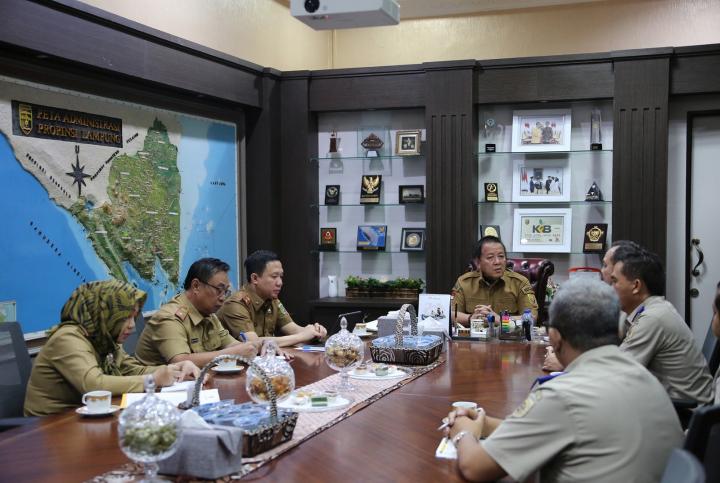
[458,271,480,281]
[173,306,188,321]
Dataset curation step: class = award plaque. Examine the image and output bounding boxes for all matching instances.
[361,133,384,158]
[395,130,421,156]
[583,224,608,253]
[324,185,340,205]
[319,227,337,251]
[590,108,602,150]
[401,228,425,251]
[480,225,501,240]
[360,175,382,204]
[399,185,425,204]
[485,182,499,202]
[485,143,496,153]
[356,225,387,251]
[585,181,603,201]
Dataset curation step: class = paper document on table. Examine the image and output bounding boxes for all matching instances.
[160,380,197,393]
[435,437,458,459]
[121,389,220,408]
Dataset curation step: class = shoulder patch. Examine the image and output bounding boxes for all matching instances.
[218,329,229,338]
[511,391,542,418]
[522,285,534,294]
[278,302,287,315]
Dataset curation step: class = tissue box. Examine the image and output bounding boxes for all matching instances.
[159,426,244,480]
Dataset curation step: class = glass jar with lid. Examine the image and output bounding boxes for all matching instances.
[245,341,295,404]
[325,317,365,392]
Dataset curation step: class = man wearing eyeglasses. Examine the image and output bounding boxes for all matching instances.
[217,250,327,347]
[135,258,259,367]
[452,236,538,327]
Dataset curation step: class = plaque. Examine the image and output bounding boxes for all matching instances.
[360,175,382,204]
[485,182,499,202]
[328,130,340,154]
[480,225,501,240]
[399,185,425,204]
[485,143,496,153]
[590,108,602,150]
[319,227,337,251]
[356,225,387,251]
[583,224,608,253]
[585,181,603,201]
[324,185,340,205]
[395,130,421,156]
[361,133,384,158]
[401,228,425,251]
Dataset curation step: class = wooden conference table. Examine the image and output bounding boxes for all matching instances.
[0,340,546,482]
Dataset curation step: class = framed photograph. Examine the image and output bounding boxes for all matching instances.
[511,109,572,152]
[399,185,425,204]
[356,225,387,251]
[395,130,421,156]
[512,208,572,253]
[400,228,425,251]
[511,158,571,202]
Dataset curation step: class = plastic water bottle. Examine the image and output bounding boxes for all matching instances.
[522,309,534,341]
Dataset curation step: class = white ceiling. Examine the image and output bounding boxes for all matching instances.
[397,0,608,19]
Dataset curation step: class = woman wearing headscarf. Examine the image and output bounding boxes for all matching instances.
[24,280,200,416]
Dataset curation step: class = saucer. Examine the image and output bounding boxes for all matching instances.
[211,365,245,374]
[76,405,121,417]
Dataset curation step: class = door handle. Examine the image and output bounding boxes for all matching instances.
[690,288,700,298]
[691,238,704,277]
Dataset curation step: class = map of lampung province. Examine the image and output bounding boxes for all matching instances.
[70,119,181,284]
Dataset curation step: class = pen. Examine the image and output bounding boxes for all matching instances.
[437,418,449,431]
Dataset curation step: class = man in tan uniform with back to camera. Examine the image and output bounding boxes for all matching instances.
[217,250,326,347]
[135,258,259,367]
[444,278,683,482]
[452,236,538,326]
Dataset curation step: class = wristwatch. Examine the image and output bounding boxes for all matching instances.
[452,430,476,446]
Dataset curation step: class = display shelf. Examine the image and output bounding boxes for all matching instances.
[313,155,424,161]
[476,149,612,156]
[314,250,423,254]
[318,203,426,207]
[477,200,611,205]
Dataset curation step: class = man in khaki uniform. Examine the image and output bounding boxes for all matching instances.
[136,258,259,367]
[217,250,326,347]
[452,236,538,326]
[444,278,683,482]
[612,246,714,404]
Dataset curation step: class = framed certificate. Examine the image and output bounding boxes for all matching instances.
[512,208,572,253]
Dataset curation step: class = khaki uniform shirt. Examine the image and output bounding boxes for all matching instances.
[135,293,238,366]
[452,269,538,320]
[217,285,294,338]
[24,325,159,416]
[483,345,683,483]
[621,295,714,404]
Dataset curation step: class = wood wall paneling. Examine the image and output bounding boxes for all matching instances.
[613,58,670,260]
[308,72,425,111]
[280,74,318,322]
[671,54,720,95]
[424,64,477,293]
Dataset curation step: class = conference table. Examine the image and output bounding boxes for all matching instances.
[0,340,547,482]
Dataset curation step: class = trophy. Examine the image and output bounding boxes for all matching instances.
[361,133,384,158]
[328,130,340,155]
[484,182,499,202]
[590,108,602,150]
[585,181,603,201]
[324,185,340,205]
[319,227,337,251]
[360,175,381,204]
[583,224,608,253]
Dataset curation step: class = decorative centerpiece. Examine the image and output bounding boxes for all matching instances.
[324,317,365,392]
[246,342,294,404]
[119,377,183,482]
[370,304,442,366]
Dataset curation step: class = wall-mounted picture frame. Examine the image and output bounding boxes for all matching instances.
[512,208,572,253]
[356,225,387,251]
[399,185,425,204]
[400,228,425,251]
[395,130,422,156]
[511,158,571,202]
[511,108,572,152]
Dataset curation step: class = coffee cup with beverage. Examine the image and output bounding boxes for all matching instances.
[81,390,112,413]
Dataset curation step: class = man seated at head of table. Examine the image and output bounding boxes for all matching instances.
[444,277,683,482]
[24,280,200,417]
[216,250,327,347]
[135,258,260,368]
[451,236,538,327]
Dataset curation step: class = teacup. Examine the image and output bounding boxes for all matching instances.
[451,401,478,412]
[82,390,112,413]
[217,358,237,369]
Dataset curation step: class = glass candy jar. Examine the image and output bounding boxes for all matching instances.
[246,341,295,405]
[325,317,365,392]
[118,377,183,482]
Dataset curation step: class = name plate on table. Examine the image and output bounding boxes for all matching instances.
[360,175,382,204]
[583,223,608,253]
[357,225,386,251]
[319,227,337,251]
[485,182,499,202]
[324,185,340,205]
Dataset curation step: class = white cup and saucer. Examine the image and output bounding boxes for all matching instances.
[212,358,245,374]
[76,390,120,417]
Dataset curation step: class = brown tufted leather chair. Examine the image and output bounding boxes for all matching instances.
[505,258,555,325]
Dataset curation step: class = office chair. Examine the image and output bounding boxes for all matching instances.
[660,448,705,483]
[684,404,720,483]
[0,321,37,430]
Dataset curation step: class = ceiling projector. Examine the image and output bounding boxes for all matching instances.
[291,0,400,30]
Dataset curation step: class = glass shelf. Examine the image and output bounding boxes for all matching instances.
[313,155,424,161]
[314,250,423,254]
[476,149,612,156]
[477,201,611,205]
[507,251,605,256]
[317,203,425,207]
